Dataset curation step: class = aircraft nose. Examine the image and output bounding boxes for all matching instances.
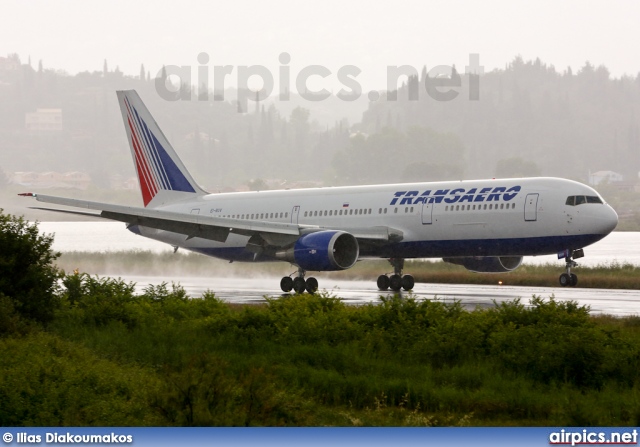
[601,205,618,234]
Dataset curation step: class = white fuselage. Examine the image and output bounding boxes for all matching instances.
[132,177,618,264]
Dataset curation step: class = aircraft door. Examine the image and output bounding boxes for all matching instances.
[291,205,300,224]
[524,194,538,221]
[421,200,433,225]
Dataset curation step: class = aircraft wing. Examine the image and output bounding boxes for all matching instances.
[22,193,402,244]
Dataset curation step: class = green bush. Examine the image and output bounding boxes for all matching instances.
[0,332,162,426]
[43,279,640,426]
[61,273,139,327]
[0,293,28,335]
[0,210,61,324]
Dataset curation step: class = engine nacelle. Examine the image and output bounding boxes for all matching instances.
[276,230,359,271]
[443,256,523,273]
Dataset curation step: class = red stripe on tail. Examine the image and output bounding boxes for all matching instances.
[128,116,157,206]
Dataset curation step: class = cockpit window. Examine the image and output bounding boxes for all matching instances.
[586,196,603,204]
[566,195,603,206]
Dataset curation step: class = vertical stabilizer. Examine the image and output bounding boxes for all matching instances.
[116,90,207,207]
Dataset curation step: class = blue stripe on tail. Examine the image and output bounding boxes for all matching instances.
[131,105,196,193]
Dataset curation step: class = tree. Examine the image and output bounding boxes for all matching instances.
[248,178,268,191]
[0,210,61,324]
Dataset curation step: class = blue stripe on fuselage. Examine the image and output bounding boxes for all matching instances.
[364,233,607,258]
[183,233,606,264]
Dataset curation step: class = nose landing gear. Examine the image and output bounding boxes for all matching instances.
[558,249,583,287]
[377,258,414,291]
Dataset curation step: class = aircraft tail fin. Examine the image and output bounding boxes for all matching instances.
[116,90,207,208]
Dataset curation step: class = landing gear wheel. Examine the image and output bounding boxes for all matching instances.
[377,275,390,291]
[305,277,318,293]
[401,274,414,291]
[293,277,306,294]
[389,274,403,291]
[559,273,571,287]
[570,273,578,287]
[280,276,293,292]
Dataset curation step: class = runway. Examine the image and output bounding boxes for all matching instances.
[121,275,640,317]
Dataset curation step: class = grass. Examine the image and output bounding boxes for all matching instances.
[4,271,640,426]
[56,250,640,289]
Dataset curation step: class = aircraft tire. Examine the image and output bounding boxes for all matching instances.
[306,277,319,293]
[570,273,578,287]
[293,277,307,294]
[559,273,571,287]
[280,276,294,292]
[401,274,415,291]
[389,274,403,291]
[377,275,390,291]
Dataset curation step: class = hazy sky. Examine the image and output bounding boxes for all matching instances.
[4,0,640,92]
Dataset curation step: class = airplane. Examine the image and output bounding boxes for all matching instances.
[21,90,619,294]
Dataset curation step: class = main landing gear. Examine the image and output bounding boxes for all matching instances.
[280,267,318,294]
[559,248,584,287]
[377,258,414,291]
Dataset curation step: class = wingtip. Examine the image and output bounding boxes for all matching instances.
[18,192,35,197]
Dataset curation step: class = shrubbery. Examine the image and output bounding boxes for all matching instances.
[0,210,60,330]
[48,280,640,425]
[0,332,162,425]
[3,210,640,426]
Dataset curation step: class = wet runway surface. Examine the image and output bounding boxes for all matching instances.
[121,275,640,317]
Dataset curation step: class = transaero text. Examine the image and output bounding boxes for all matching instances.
[390,186,522,205]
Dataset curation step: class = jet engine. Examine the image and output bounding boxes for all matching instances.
[276,230,359,271]
[442,256,523,273]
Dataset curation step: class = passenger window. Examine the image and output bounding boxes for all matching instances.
[304,211,308,217]
[384,208,387,214]
[369,208,372,214]
[500,204,504,209]
[484,204,487,210]
[285,213,288,218]
[456,205,459,211]
[445,206,448,211]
